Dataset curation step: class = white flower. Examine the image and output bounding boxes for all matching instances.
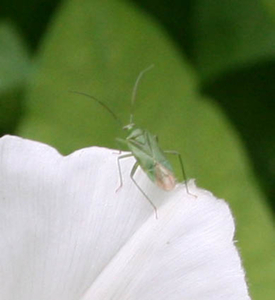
[0,135,251,300]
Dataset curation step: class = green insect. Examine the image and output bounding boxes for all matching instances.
[72,65,190,217]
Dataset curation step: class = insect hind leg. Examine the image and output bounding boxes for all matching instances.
[130,162,158,219]
[164,150,197,198]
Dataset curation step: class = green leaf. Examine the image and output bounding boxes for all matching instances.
[192,0,275,81]
[0,21,30,134]
[0,21,30,91]
[18,0,275,299]
[262,0,275,18]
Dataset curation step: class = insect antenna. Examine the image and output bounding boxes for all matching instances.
[70,91,122,127]
[130,64,154,125]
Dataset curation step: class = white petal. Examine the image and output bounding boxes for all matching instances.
[0,135,151,300]
[0,135,250,300]
[82,181,251,300]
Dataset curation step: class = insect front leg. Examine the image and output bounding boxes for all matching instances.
[164,150,196,197]
[112,149,122,155]
[130,162,158,219]
[116,154,133,192]
[113,138,126,155]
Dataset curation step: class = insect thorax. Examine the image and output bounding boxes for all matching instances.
[127,128,145,142]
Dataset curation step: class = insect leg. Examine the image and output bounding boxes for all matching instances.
[164,150,196,197]
[112,142,123,155]
[116,154,133,192]
[130,162,158,218]
[113,150,122,155]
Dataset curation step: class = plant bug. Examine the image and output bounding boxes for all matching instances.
[71,65,190,218]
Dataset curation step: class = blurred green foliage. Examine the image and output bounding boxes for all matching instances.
[0,0,274,299]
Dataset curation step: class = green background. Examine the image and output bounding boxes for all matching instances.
[0,0,274,299]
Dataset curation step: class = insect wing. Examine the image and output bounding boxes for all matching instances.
[154,163,176,190]
[147,132,176,190]
[128,130,176,190]
[129,145,156,182]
